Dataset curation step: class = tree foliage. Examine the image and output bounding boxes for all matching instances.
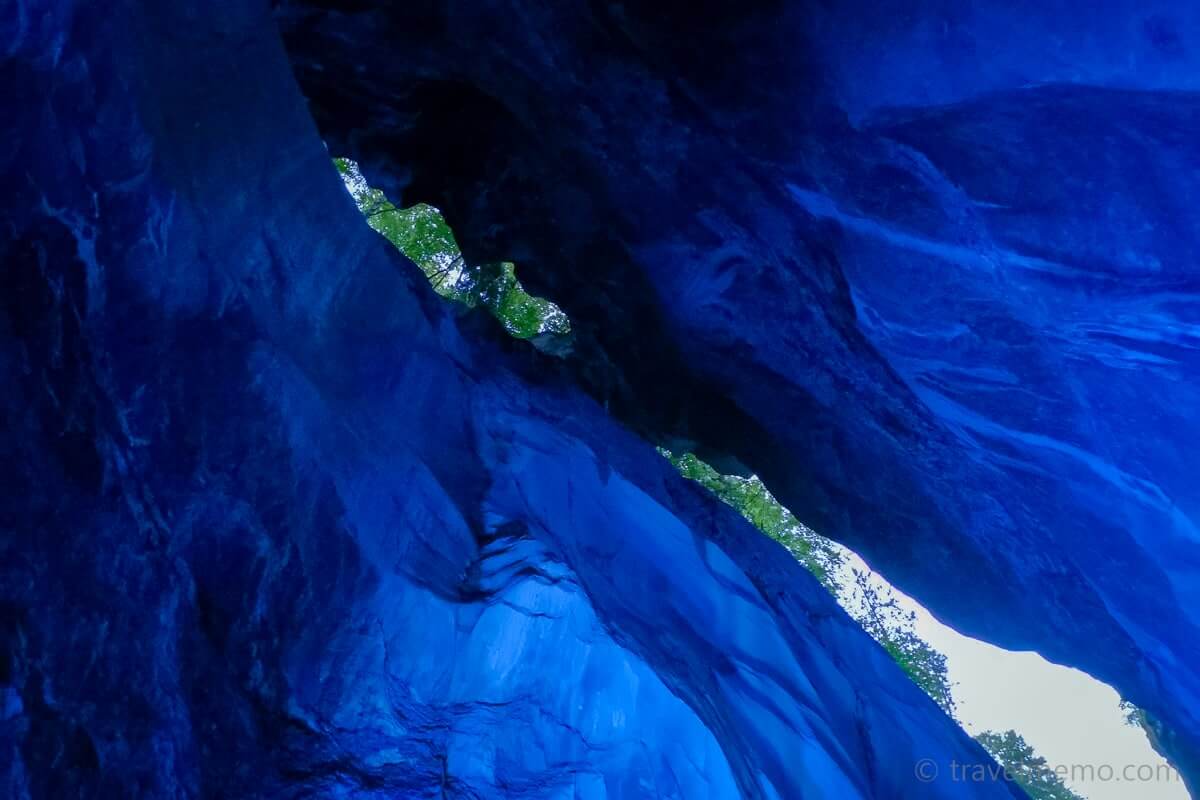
[847,569,957,717]
[975,730,1086,800]
[666,451,844,591]
[334,158,570,341]
[663,450,958,716]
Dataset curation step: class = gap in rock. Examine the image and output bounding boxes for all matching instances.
[335,157,572,354]
[664,449,1186,800]
[332,153,1184,800]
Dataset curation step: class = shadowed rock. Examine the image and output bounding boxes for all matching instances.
[279,1,1200,791]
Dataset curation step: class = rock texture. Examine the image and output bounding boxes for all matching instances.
[279,0,1200,792]
[0,2,1031,798]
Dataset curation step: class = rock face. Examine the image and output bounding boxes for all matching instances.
[278,0,1200,793]
[0,2,1031,798]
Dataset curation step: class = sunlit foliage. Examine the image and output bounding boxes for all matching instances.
[665,451,843,591]
[335,158,570,341]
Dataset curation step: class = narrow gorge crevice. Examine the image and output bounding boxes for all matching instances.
[277,4,1200,794]
[3,2,1198,798]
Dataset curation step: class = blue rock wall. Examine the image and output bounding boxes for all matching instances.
[0,2,1028,797]
[279,1,1200,792]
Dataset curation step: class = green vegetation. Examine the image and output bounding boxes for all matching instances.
[975,730,1086,800]
[848,569,956,717]
[666,451,843,592]
[662,449,957,717]
[335,158,570,342]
